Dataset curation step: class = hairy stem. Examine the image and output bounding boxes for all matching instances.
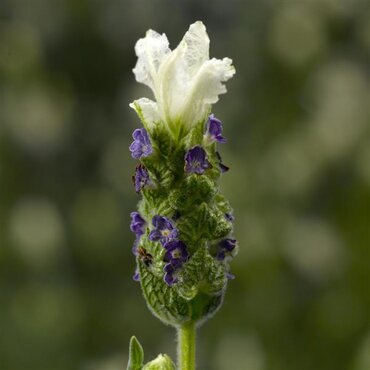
[177,321,196,370]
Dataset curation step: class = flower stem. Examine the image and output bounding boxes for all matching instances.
[177,321,196,370]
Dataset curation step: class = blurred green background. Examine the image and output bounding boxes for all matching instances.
[1,0,370,369]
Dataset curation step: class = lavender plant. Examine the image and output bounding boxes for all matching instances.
[126,21,236,370]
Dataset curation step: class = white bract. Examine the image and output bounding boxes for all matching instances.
[130,21,235,132]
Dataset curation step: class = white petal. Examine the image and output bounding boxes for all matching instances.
[132,30,171,93]
[181,57,236,124]
[182,21,210,77]
[129,98,160,129]
[156,41,187,122]
[156,21,211,123]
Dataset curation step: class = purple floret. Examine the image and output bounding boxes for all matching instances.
[163,263,178,286]
[226,272,235,280]
[132,237,139,256]
[129,128,153,159]
[132,269,140,282]
[134,164,152,192]
[184,146,211,175]
[216,238,237,261]
[149,215,178,245]
[130,212,146,236]
[163,240,189,267]
[205,114,226,144]
[162,240,189,286]
[163,262,179,286]
[225,213,235,222]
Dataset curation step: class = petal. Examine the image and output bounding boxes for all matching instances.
[156,21,210,124]
[156,41,187,122]
[149,230,162,241]
[181,57,236,125]
[182,21,210,77]
[132,29,171,92]
[130,98,161,130]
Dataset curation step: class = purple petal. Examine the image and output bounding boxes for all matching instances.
[150,215,178,245]
[152,215,174,231]
[225,213,234,222]
[216,250,226,261]
[219,163,230,173]
[221,239,237,252]
[149,229,162,241]
[130,212,146,236]
[132,269,140,281]
[226,272,235,280]
[184,146,211,174]
[132,237,139,255]
[163,250,173,262]
[129,128,153,159]
[163,240,189,262]
[164,262,176,274]
[164,272,177,286]
[206,114,226,144]
[134,165,151,192]
[170,258,185,268]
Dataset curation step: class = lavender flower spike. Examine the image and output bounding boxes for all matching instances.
[149,215,178,245]
[184,146,211,174]
[129,128,153,159]
[126,22,237,369]
[130,212,146,236]
[205,114,226,144]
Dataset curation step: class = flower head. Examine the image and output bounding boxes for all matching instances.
[184,146,211,174]
[129,128,153,159]
[130,21,235,131]
[205,114,226,144]
[130,212,146,236]
[133,164,152,192]
[149,215,178,245]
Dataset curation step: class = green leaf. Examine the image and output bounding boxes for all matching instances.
[126,336,144,370]
[142,354,176,370]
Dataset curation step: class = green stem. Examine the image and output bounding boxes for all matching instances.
[177,321,196,370]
